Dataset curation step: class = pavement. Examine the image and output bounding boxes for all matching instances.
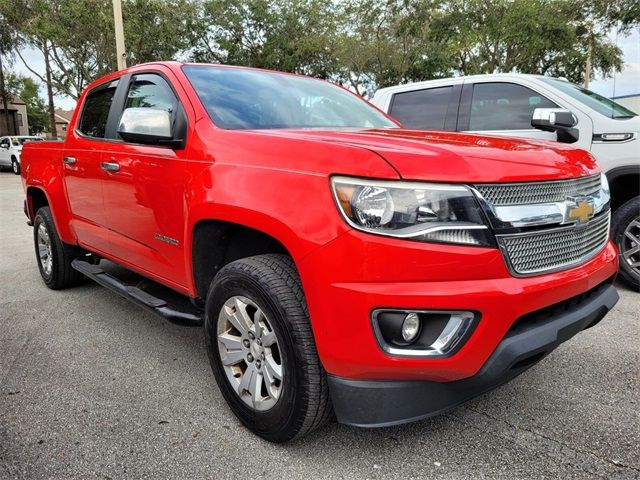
[0,172,638,480]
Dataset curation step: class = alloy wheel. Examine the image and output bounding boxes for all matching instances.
[620,216,640,280]
[217,295,284,411]
[37,223,53,276]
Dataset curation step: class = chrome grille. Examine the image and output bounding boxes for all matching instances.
[497,213,610,276]
[476,175,601,205]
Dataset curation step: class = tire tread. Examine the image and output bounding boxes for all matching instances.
[612,197,640,291]
[34,207,84,289]
[208,254,333,441]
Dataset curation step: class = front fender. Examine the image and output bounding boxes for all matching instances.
[183,162,352,295]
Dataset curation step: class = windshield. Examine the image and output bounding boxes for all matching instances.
[12,137,44,146]
[540,77,637,119]
[183,65,398,130]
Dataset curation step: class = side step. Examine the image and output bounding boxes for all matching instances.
[71,259,203,326]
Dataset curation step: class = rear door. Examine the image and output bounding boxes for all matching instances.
[98,70,192,288]
[458,81,558,141]
[62,78,119,253]
[387,85,461,131]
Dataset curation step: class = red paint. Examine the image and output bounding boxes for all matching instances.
[21,62,617,382]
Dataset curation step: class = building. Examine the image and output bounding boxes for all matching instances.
[41,108,75,138]
[54,109,74,138]
[612,93,640,114]
[0,96,29,136]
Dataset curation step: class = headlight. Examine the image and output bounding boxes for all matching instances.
[331,176,494,247]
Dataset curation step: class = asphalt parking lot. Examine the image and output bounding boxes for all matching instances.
[0,173,638,480]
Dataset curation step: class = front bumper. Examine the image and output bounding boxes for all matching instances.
[328,281,618,427]
[300,231,618,381]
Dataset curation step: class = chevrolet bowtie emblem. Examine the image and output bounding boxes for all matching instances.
[568,199,594,224]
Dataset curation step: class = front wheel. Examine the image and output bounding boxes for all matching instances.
[612,196,640,291]
[204,254,332,442]
[11,157,20,175]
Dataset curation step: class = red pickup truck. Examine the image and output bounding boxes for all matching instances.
[21,61,619,442]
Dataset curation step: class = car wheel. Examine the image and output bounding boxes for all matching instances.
[11,156,20,175]
[33,207,84,289]
[204,254,332,442]
[612,196,640,291]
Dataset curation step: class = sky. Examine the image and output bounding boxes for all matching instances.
[8,26,640,111]
[589,27,640,99]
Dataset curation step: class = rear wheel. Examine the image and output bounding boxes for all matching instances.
[204,254,332,442]
[11,156,20,175]
[612,196,640,291]
[33,207,84,289]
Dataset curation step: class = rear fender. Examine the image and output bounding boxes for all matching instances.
[23,145,77,244]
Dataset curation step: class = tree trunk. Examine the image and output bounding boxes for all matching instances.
[584,31,592,89]
[0,53,12,135]
[44,43,58,138]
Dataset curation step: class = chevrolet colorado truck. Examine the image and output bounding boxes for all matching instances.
[21,62,619,442]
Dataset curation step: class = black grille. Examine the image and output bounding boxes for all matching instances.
[505,278,614,338]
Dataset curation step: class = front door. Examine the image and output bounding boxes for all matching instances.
[99,71,192,289]
[0,137,10,166]
[461,81,559,141]
[62,79,120,253]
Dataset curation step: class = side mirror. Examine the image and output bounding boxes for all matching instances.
[0,144,8,150]
[531,108,579,143]
[117,108,183,148]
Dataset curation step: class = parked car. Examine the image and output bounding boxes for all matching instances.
[20,62,618,442]
[0,135,45,174]
[372,74,640,290]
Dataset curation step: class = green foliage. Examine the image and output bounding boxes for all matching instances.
[0,0,199,99]
[192,0,340,78]
[332,0,450,95]
[429,0,624,84]
[0,0,637,100]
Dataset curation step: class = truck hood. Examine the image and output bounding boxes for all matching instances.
[258,128,599,183]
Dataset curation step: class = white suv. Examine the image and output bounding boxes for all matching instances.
[0,136,45,175]
[372,74,640,290]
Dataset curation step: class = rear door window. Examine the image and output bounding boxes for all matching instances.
[78,80,119,138]
[389,86,454,130]
[469,82,558,130]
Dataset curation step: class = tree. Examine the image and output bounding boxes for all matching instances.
[1,0,201,100]
[428,0,626,85]
[332,0,450,96]
[0,9,17,133]
[192,0,340,79]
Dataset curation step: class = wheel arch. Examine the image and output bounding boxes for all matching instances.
[190,216,297,301]
[25,184,77,244]
[26,186,49,220]
[607,165,640,211]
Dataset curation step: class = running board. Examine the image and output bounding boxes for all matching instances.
[71,259,203,326]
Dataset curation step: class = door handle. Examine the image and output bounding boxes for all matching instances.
[63,156,77,165]
[100,162,120,172]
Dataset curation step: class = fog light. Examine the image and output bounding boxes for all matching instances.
[373,309,478,357]
[401,313,420,342]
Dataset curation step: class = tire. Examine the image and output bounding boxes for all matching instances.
[611,196,640,291]
[204,254,332,442]
[11,156,20,175]
[33,207,84,289]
